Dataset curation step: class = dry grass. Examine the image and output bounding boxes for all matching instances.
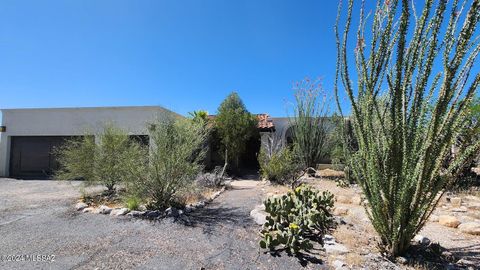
[344,253,365,267]
[316,169,345,179]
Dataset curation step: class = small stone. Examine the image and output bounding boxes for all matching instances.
[396,256,408,265]
[430,214,439,222]
[336,195,351,204]
[110,208,129,216]
[82,207,94,213]
[138,205,147,211]
[164,207,180,218]
[126,210,145,217]
[193,201,205,208]
[457,259,476,266]
[333,207,349,216]
[467,203,480,211]
[75,202,88,211]
[450,197,462,207]
[98,205,112,214]
[413,235,431,245]
[250,205,267,225]
[146,210,162,219]
[324,241,349,255]
[439,215,461,228]
[184,206,193,213]
[351,196,362,205]
[458,222,480,235]
[333,260,346,269]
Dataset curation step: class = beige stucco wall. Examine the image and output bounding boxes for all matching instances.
[0,106,180,177]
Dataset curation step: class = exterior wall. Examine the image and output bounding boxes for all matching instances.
[0,106,180,177]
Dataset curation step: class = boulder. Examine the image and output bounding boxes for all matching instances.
[333,207,349,216]
[450,197,462,207]
[110,208,129,216]
[82,207,94,213]
[336,195,351,204]
[75,202,88,211]
[439,215,461,228]
[458,222,480,235]
[413,235,431,245]
[250,205,267,225]
[98,205,112,215]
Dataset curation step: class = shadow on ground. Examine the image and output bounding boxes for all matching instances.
[184,206,251,234]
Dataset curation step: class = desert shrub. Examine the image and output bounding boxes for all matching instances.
[129,117,208,210]
[335,0,480,256]
[55,124,145,192]
[124,195,141,211]
[259,146,299,184]
[260,185,334,254]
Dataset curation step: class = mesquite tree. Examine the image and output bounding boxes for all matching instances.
[335,0,480,256]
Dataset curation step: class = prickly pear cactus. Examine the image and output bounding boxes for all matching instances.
[259,184,334,254]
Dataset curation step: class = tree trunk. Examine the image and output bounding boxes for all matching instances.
[220,149,228,178]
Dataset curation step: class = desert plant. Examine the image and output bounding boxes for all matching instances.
[124,195,141,211]
[259,146,299,184]
[335,0,480,256]
[289,78,332,169]
[55,124,144,192]
[131,117,208,210]
[189,110,209,124]
[215,92,258,175]
[260,185,334,254]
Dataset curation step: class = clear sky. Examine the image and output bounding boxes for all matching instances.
[0,0,347,117]
[0,1,478,119]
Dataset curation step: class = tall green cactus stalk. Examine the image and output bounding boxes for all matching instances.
[335,0,480,256]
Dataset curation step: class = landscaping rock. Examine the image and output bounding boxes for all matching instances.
[439,215,461,228]
[184,205,193,213]
[98,205,112,215]
[467,202,480,211]
[82,207,94,213]
[324,241,349,255]
[333,260,346,269]
[138,205,147,211]
[75,202,88,211]
[336,195,351,204]
[126,210,145,217]
[429,214,439,222]
[458,222,480,235]
[333,206,349,216]
[396,256,408,265]
[450,197,462,207]
[457,258,476,267]
[250,205,267,225]
[146,210,162,219]
[110,208,129,216]
[164,207,180,218]
[413,235,431,246]
[193,201,206,208]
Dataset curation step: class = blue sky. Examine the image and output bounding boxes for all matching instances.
[0,0,346,117]
[0,0,478,119]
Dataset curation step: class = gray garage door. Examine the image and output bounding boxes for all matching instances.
[9,136,75,179]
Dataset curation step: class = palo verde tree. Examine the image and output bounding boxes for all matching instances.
[335,0,480,256]
[215,92,257,175]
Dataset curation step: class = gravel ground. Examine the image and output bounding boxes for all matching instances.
[0,178,327,270]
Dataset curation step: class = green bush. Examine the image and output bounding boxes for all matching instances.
[55,124,145,192]
[259,185,334,254]
[259,146,299,184]
[127,117,208,210]
[124,196,141,211]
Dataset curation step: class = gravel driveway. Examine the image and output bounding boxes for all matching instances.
[0,178,327,270]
